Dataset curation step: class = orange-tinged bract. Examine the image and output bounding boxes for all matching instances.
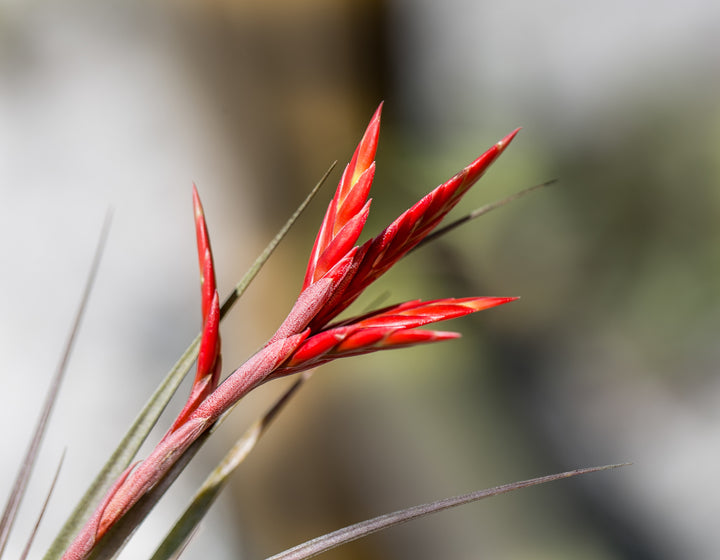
[192,184,217,321]
[279,297,517,375]
[303,103,381,290]
[63,106,519,560]
[309,127,520,330]
[168,187,222,434]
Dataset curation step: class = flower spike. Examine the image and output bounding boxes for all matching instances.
[303,103,382,289]
[62,108,521,560]
[309,129,520,329]
[168,187,222,433]
[192,184,217,321]
[278,297,517,375]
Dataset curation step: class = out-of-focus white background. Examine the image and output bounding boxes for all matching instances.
[1,1,720,559]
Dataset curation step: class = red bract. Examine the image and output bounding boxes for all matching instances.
[303,103,381,290]
[63,105,519,560]
[168,187,222,433]
[193,184,217,320]
[278,297,517,375]
[308,125,520,329]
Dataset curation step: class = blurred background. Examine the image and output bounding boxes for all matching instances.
[1,0,720,558]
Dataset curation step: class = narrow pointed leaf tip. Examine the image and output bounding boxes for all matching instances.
[264,464,627,560]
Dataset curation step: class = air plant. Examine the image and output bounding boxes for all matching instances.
[1,104,624,560]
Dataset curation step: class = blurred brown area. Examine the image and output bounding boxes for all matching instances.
[170,0,387,212]
[2,1,720,559]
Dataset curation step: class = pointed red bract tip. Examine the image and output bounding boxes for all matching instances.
[192,185,217,321]
[340,103,383,205]
[464,296,520,311]
[351,102,383,186]
[303,105,382,291]
[461,128,520,187]
[497,128,521,151]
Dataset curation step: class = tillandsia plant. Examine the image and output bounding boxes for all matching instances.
[1,104,624,560]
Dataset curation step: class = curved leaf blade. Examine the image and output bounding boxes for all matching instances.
[265,463,629,560]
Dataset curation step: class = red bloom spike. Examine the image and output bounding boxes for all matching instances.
[191,187,220,385]
[278,296,516,375]
[167,187,223,434]
[63,108,523,560]
[351,297,518,329]
[192,184,217,322]
[309,129,520,329]
[303,104,382,290]
[168,291,221,433]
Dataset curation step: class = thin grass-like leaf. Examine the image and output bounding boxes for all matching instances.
[415,179,557,250]
[149,372,313,560]
[265,463,629,560]
[19,451,66,560]
[45,166,334,560]
[164,527,197,560]
[0,213,111,560]
[220,162,336,316]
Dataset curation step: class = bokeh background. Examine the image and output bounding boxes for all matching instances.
[2,1,720,559]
